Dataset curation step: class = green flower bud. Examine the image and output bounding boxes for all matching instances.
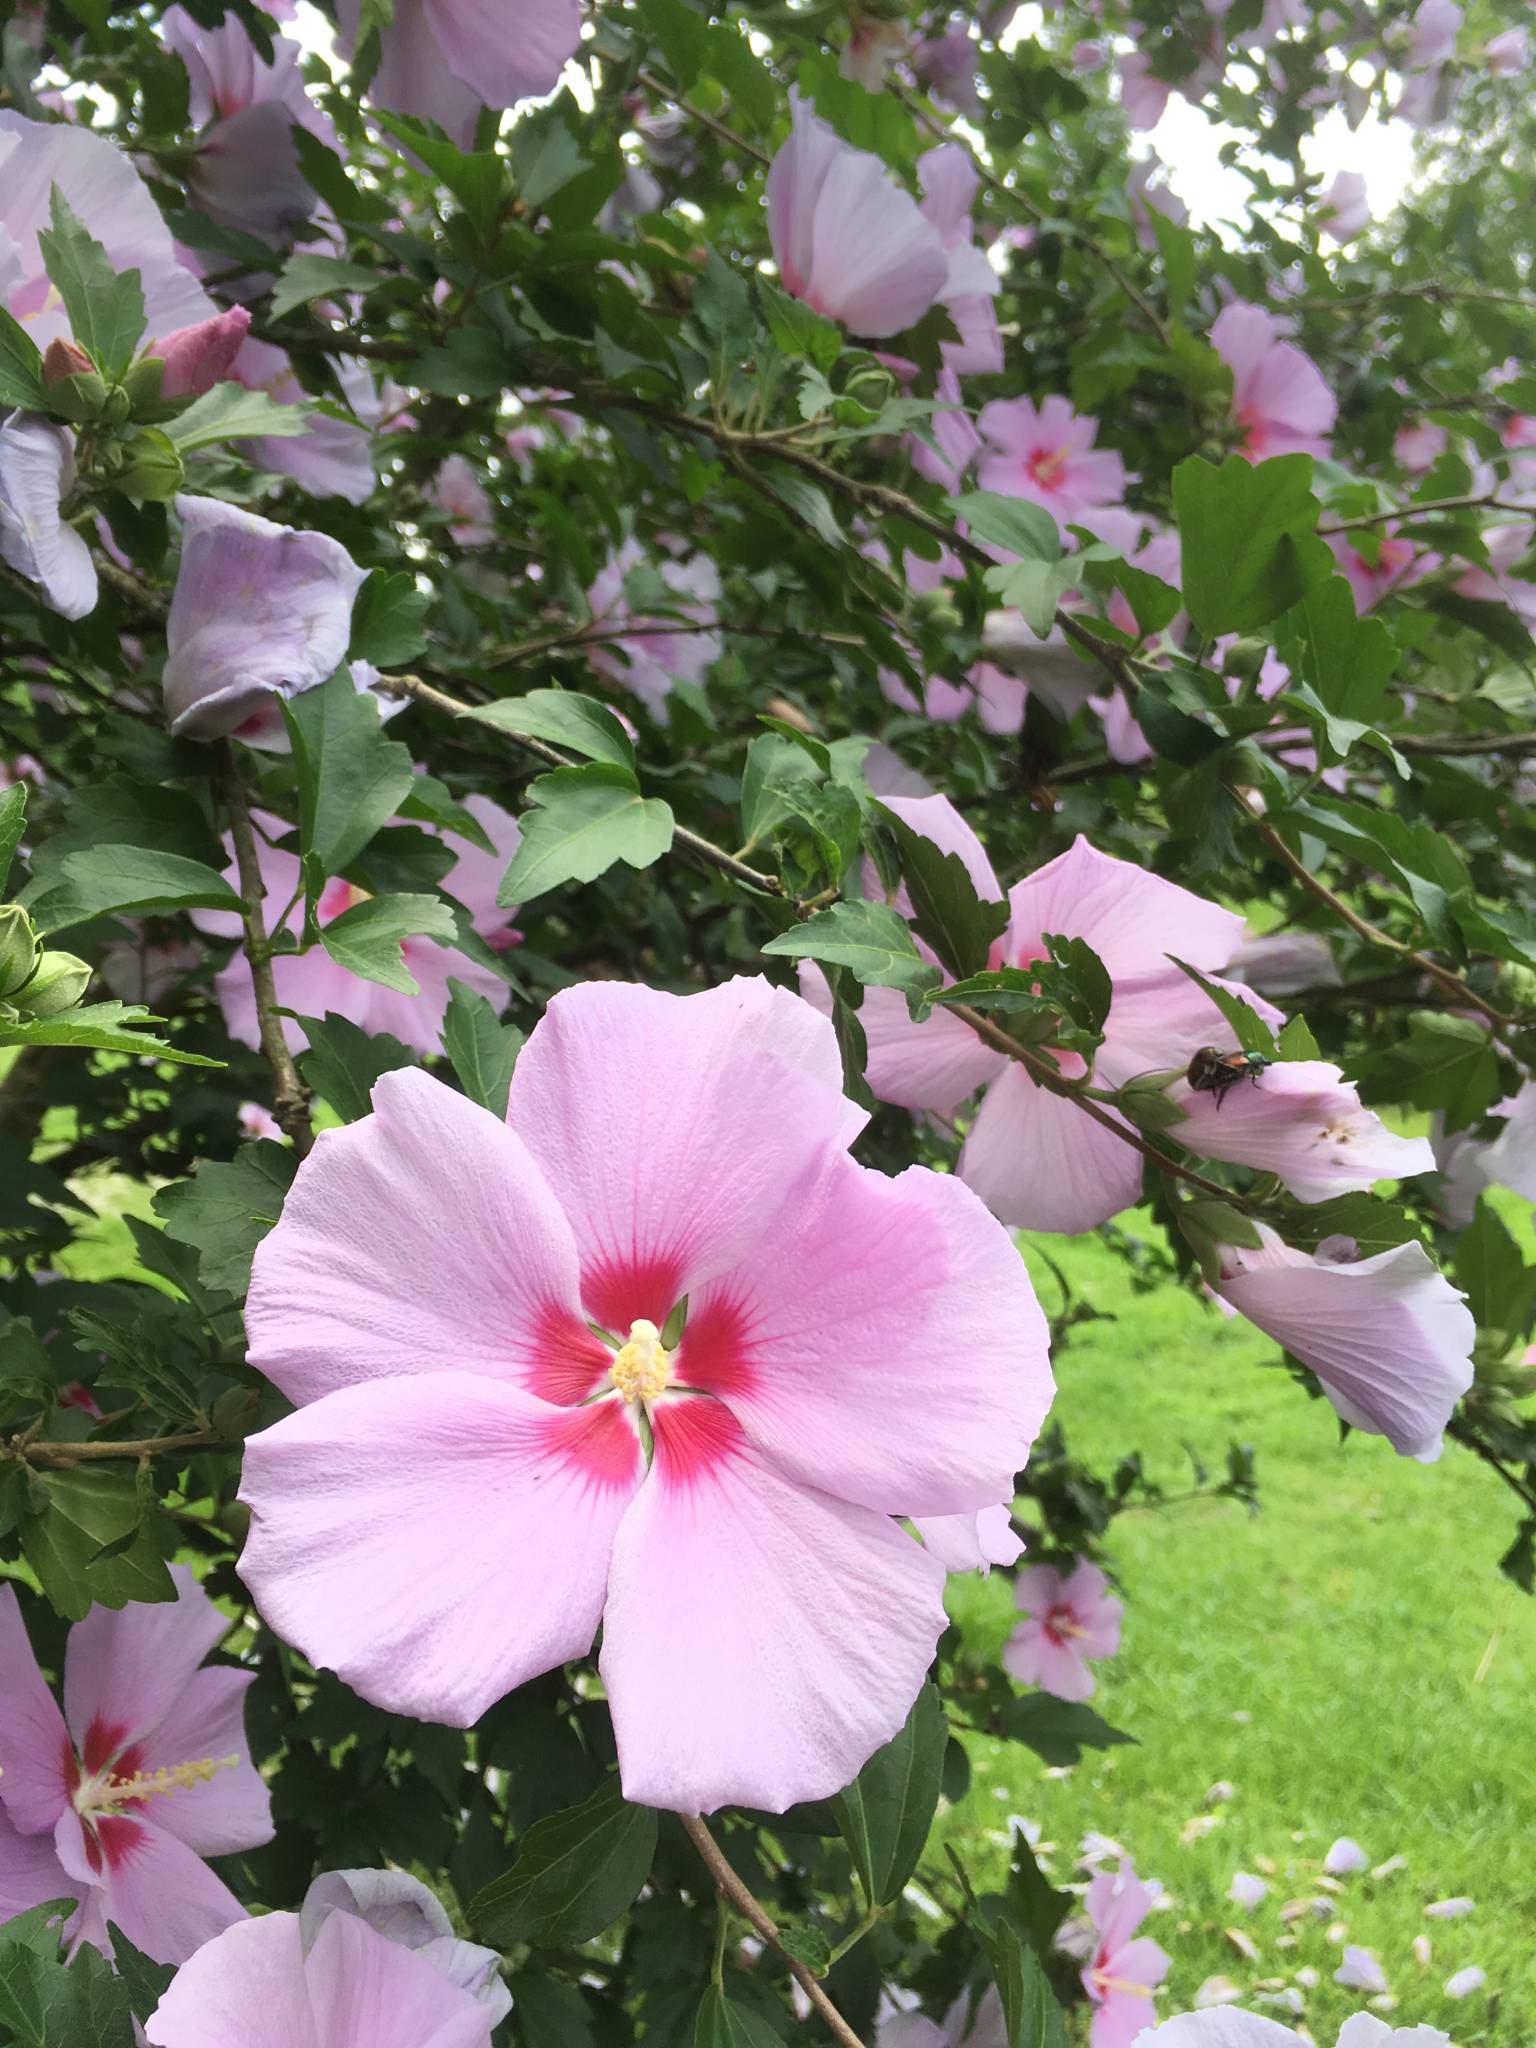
[910,587,962,633]
[1223,636,1272,682]
[100,384,133,428]
[120,355,167,409]
[15,950,91,1018]
[115,428,186,503]
[45,368,111,424]
[0,904,41,998]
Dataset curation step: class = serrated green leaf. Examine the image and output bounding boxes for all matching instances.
[949,490,1060,562]
[20,1467,175,1621]
[349,568,429,666]
[0,306,46,410]
[1168,956,1278,1058]
[269,251,389,321]
[295,1011,417,1122]
[285,669,417,879]
[0,1000,224,1067]
[441,978,522,1117]
[163,379,312,451]
[319,892,458,992]
[153,1140,297,1294]
[986,1919,1069,2048]
[0,783,28,896]
[693,1988,787,2048]
[998,1693,1136,1766]
[497,764,673,903]
[763,900,943,1008]
[470,691,636,772]
[1173,452,1331,634]
[470,1777,657,1948]
[876,802,1009,980]
[37,186,145,377]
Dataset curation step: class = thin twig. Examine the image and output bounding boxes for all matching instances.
[636,64,772,167]
[5,1428,224,1466]
[216,743,315,1154]
[1234,791,1516,1030]
[1319,492,1536,536]
[679,1815,867,2048]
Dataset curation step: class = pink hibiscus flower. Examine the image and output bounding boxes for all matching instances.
[1083,1858,1170,2048]
[766,91,951,339]
[1216,1226,1474,1458]
[1326,527,1440,613]
[1004,1557,1122,1700]
[1210,302,1336,462]
[800,802,1279,1233]
[584,539,723,720]
[0,1569,272,1964]
[336,0,581,150]
[235,976,1054,1812]
[426,454,496,545]
[976,394,1139,549]
[1170,1059,1435,1201]
[195,794,523,1058]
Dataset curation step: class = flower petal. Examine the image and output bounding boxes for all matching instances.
[246,1067,609,1407]
[0,416,98,620]
[0,1582,72,1834]
[600,1399,948,1813]
[960,1065,1145,1232]
[132,1668,272,1859]
[0,1809,75,1921]
[62,1563,229,1764]
[53,1805,245,1965]
[1006,837,1245,984]
[423,0,581,105]
[679,1150,1052,1515]
[507,977,864,1331]
[798,967,1006,1116]
[238,1373,642,1726]
[144,1912,320,2048]
[307,1908,498,2048]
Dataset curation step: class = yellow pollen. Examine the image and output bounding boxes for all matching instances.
[610,1318,671,1403]
[74,1754,239,1817]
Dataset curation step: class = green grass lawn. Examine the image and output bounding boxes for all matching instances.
[940,1224,1536,2046]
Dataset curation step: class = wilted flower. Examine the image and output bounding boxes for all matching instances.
[1443,1965,1485,1997]
[236,977,1054,1812]
[1423,1897,1474,1919]
[1229,1872,1269,1909]
[1005,1558,1123,1701]
[0,1570,272,1963]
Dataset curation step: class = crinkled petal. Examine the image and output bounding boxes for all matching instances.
[960,1065,1145,1232]
[246,1067,609,1406]
[601,1399,948,1813]
[677,1148,1052,1515]
[507,977,863,1331]
[238,1373,642,1726]
[806,151,949,337]
[0,1582,72,1834]
[308,1909,497,2048]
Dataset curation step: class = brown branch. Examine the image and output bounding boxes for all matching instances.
[635,64,771,167]
[1234,791,1517,1030]
[679,1815,867,2048]
[1319,493,1536,536]
[216,743,315,1154]
[7,1428,225,1467]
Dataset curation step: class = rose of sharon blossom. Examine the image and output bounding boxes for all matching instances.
[153,305,252,398]
[1135,2012,1451,2046]
[766,92,950,339]
[802,801,1278,1233]
[299,1870,509,2021]
[1004,1558,1122,1701]
[230,335,377,503]
[1211,302,1336,462]
[876,1985,1006,2048]
[1327,527,1440,614]
[336,0,582,151]
[426,454,496,544]
[196,795,523,1058]
[1216,1226,1474,1459]
[1170,1061,1434,1202]
[160,496,368,739]
[976,395,1138,551]
[0,111,215,359]
[0,414,96,618]
[1083,1858,1169,2048]
[918,144,1003,376]
[236,977,1054,1812]
[1320,170,1370,243]
[144,1883,498,2048]
[162,5,336,236]
[585,539,723,720]
[0,1569,272,1964]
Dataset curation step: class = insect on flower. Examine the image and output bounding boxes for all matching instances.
[1185,1045,1273,1108]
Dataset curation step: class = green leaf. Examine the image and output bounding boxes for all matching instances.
[296,1011,416,1122]
[104,1928,176,2026]
[1168,956,1279,1059]
[693,1988,787,2048]
[320,893,459,992]
[349,568,429,666]
[498,764,674,903]
[0,307,46,411]
[269,251,389,320]
[763,900,943,1009]
[836,1681,947,1907]
[0,1000,223,1067]
[986,1920,1070,2048]
[1282,1193,1424,1258]
[153,1140,297,1294]
[876,802,1009,980]
[1003,1824,1071,1957]
[949,490,1060,563]
[37,186,145,377]
[998,1694,1136,1767]
[739,733,820,852]
[1276,574,1397,729]
[285,669,417,879]
[1172,453,1331,635]
[509,108,590,210]
[0,783,28,896]
[162,379,311,451]
[638,0,712,89]
[1457,1198,1536,1344]
[442,978,522,1117]
[1275,1012,1321,1061]
[23,844,243,933]
[1366,1011,1502,1130]
[375,114,509,240]
[21,1467,176,1621]
[470,691,636,772]
[470,1777,657,1948]
[756,277,842,373]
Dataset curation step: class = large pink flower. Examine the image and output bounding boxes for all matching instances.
[585,539,722,719]
[976,394,1137,548]
[1083,1858,1170,2048]
[0,1569,272,1964]
[802,802,1275,1232]
[1211,302,1336,462]
[236,977,1054,1812]
[230,335,377,504]
[336,0,582,150]
[1216,1227,1474,1458]
[1004,1557,1122,1701]
[197,795,522,1058]
[918,143,1003,375]
[766,92,951,339]
[1170,1060,1434,1201]
[145,1889,497,2048]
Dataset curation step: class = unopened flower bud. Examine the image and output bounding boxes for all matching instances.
[910,587,962,632]
[15,949,91,1017]
[42,336,94,383]
[100,384,133,428]
[115,428,185,503]
[120,356,167,408]
[1223,636,1272,682]
[45,368,111,423]
[0,903,41,997]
